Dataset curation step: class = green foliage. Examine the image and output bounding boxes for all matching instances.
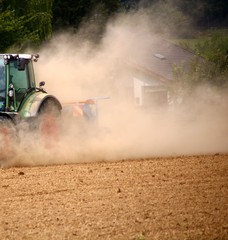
[194,30,228,73]
[179,30,228,85]
[0,10,26,52]
[26,0,53,42]
[172,58,213,92]
[171,30,228,103]
[0,0,53,51]
[1,0,227,51]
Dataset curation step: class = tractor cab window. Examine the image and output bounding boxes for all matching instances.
[9,60,35,107]
[0,58,6,110]
[10,60,29,92]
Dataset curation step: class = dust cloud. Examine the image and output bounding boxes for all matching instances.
[2,11,228,167]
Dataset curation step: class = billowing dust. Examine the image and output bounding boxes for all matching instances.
[3,12,228,167]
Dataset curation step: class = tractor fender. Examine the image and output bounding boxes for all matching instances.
[19,92,62,118]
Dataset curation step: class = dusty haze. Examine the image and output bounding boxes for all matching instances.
[4,12,228,167]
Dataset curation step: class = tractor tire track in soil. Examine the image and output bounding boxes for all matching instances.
[0,154,227,240]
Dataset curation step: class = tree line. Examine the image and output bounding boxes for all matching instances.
[0,0,227,52]
[0,0,227,88]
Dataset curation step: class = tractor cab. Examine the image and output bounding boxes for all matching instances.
[0,54,41,113]
[0,54,61,123]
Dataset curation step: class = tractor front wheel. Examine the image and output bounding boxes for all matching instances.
[0,117,16,166]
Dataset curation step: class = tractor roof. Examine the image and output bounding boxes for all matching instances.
[0,54,39,62]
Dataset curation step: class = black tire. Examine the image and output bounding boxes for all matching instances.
[38,99,61,148]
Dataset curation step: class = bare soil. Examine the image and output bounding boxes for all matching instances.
[0,154,227,240]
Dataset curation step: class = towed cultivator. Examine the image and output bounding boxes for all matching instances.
[0,54,101,166]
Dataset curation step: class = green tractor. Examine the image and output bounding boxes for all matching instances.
[0,54,62,160]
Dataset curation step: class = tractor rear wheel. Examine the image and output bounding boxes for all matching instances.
[38,99,61,149]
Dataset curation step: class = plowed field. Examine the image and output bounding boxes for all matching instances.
[1,154,227,240]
